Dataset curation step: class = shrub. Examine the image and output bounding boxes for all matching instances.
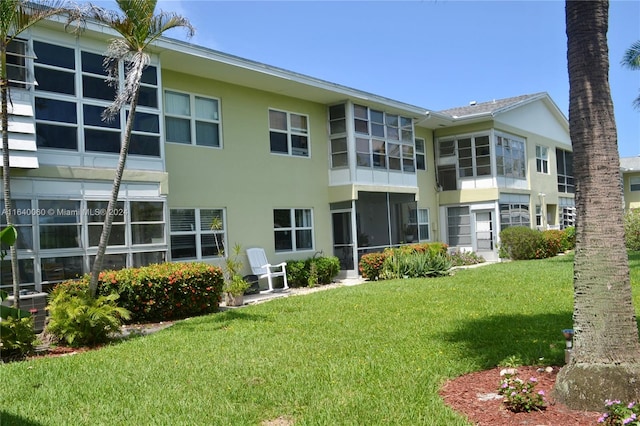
[561,226,576,251]
[448,250,485,267]
[499,227,545,260]
[625,209,640,251]
[1,316,35,359]
[380,249,452,279]
[598,399,640,425]
[285,256,340,287]
[54,262,224,323]
[498,372,546,413]
[359,252,387,281]
[47,287,130,347]
[0,290,36,359]
[540,229,564,258]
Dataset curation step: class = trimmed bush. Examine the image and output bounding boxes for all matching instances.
[540,229,565,258]
[1,316,35,359]
[499,226,545,260]
[359,252,387,280]
[562,226,576,251]
[285,256,340,287]
[54,262,224,323]
[625,209,640,250]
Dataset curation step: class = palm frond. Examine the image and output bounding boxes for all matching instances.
[622,40,640,70]
[1,0,75,43]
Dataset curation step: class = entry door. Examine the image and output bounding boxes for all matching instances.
[475,211,494,252]
[332,211,354,271]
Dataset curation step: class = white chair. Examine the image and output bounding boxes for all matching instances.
[246,248,289,293]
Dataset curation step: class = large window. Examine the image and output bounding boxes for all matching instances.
[170,208,225,260]
[556,149,574,193]
[631,176,640,192]
[0,199,33,250]
[273,209,313,252]
[496,134,526,179]
[329,104,348,168]
[353,104,415,172]
[269,109,309,157]
[34,41,160,157]
[165,91,221,147]
[536,145,549,174]
[457,135,491,177]
[559,197,576,229]
[131,201,164,245]
[499,194,531,230]
[38,200,82,249]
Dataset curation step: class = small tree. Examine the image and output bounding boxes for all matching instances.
[85,0,194,297]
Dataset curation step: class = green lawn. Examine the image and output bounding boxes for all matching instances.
[2,253,639,425]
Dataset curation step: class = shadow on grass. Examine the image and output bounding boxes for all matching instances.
[441,311,573,368]
[0,411,44,426]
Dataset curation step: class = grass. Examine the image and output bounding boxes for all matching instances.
[2,253,639,425]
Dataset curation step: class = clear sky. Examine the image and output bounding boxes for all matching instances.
[91,0,640,157]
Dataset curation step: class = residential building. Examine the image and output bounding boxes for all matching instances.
[621,156,640,211]
[0,17,572,292]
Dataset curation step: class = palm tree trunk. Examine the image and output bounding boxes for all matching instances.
[1,45,21,308]
[554,0,640,410]
[88,73,142,298]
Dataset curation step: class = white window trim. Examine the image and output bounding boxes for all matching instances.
[169,208,226,260]
[268,108,310,158]
[273,208,314,253]
[164,89,222,148]
[418,208,430,241]
[415,138,427,171]
[630,176,640,192]
[536,145,549,174]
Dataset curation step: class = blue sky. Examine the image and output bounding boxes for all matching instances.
[92,0,639,157]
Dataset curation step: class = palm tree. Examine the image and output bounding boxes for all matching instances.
[84,0,194,297]
[554,0,640,410]
[1,0,75,308]
[621,40,640,109]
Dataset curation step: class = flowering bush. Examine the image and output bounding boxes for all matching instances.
[359,252,387,280]
[598,400,640,425]
[54,262,224,323]
[497,372,546,412]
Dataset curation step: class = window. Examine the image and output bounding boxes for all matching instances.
[34,41,161,157]
[556,149,574,193]
[631,177,640,192]
[457,135,491,178]
[536,145,549,174]
[130,201,164,245]
[38,200,81,249]
[170,208,225,260]
[7,39,28,88]
[352,104,415,172]
[415,138,426,170]
[535,205,543,228]
[447,206,471,246]
[273,209,313,252]
[559,197,576,229]
[165,91,221,147]
[496,134,526,179]
[418,208,430,241]
[41,256,83,283]
[499,200,531,230]
[87,201,126,247]
[329,104,348,167]
[0,259,35,292]
[269,109,309,157]
[0,199,33,250]
[437,164,457,191]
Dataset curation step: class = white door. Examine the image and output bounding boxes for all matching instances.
[474,211,495,259]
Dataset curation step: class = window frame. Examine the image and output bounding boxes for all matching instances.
[169,208,226,260]
[269,108,310,157]
[273,208,314,253]
[556,148,575,194]
[415,138,426,171]
[536,145,549,174]
[418,208,430,241]
[630,176,640,192]
[496,133,526,179]
[164,90,222,148]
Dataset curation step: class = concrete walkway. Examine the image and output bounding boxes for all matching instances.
[221,277,365,309]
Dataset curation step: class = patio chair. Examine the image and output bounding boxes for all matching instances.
[246,248,289,293]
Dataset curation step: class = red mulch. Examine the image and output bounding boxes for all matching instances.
[440,366,603,425]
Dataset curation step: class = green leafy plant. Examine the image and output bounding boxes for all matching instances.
[598,399,640,425]
[47,286,131,347]
[448,250,486,267]
[498,372,546,413]
[224,274,250,296]
[0,290,35,359]
[285,256,340,287]
[625,209,640,251]
[0,225,17,260]
[499,226,545,260]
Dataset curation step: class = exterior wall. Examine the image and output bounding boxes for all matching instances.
[623,170,640,210]
[163,70,332,273]
[414,128,439,241]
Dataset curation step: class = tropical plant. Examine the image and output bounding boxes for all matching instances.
[1,0,76,308]
[621,40,640,109]
[86,0,194,297]
[0,289,34,359]
[555,0,640,410]
[46,285,131,347]
[625,209,640,251]
[498,372,546,413]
